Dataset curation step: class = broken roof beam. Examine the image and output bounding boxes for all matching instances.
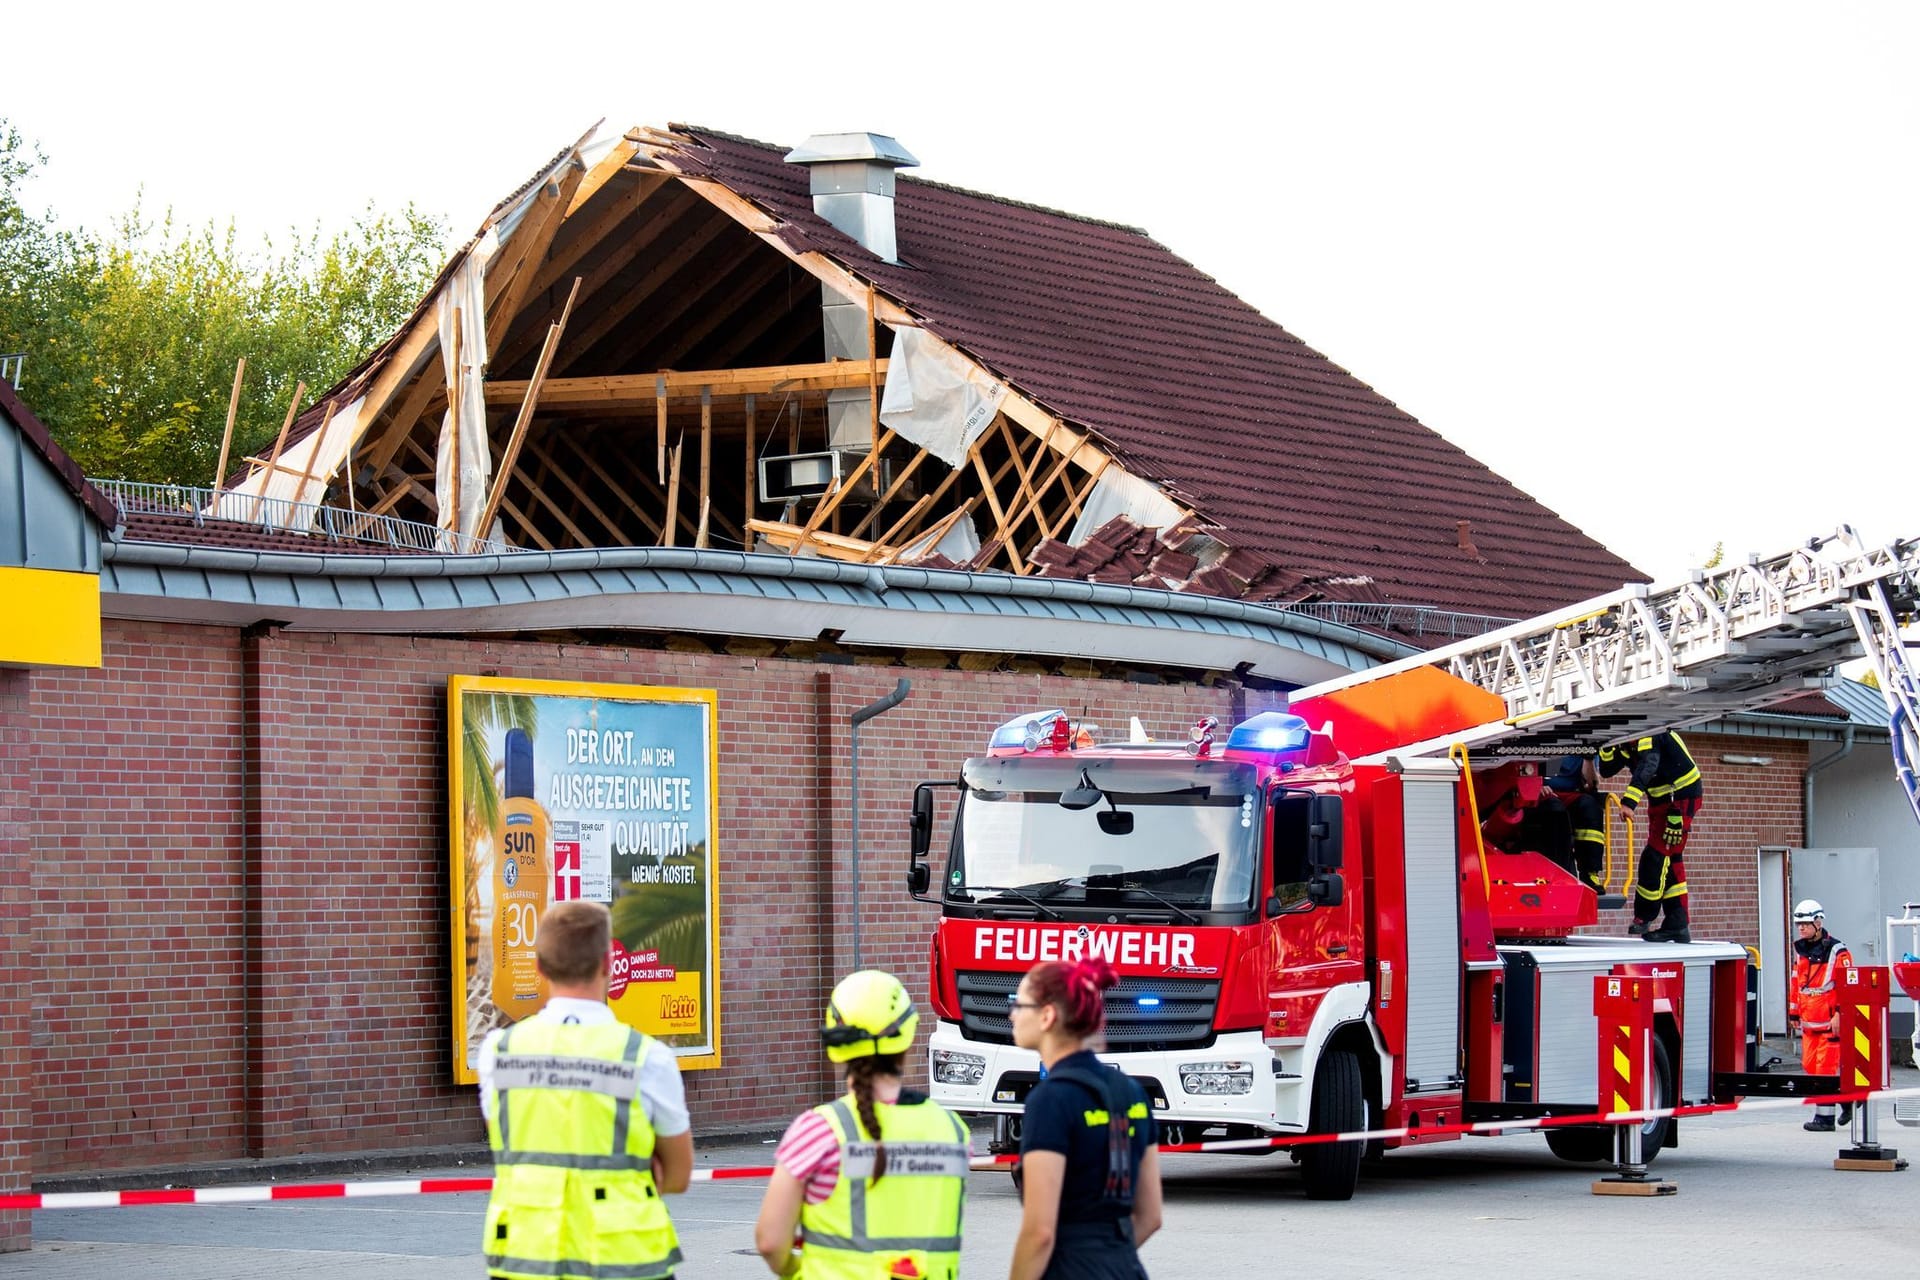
[747,519,894,565]
[635,154,1115,478]
[482,360,888,407]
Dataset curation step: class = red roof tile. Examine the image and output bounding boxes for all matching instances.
[1764,691,1849,719]
[670,126,1646,619]
[117,507,437,556]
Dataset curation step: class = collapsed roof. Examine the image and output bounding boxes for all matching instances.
[214,122,1645,628]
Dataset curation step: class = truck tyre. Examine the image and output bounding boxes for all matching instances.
[1544,1038,1674,1165]
[1299,1048,1364,1200]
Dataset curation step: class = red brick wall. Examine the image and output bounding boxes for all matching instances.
[29,626,249,1175]
[1,668,33,1250]
[1675,732,1806,942]
[24,620,1812,1178]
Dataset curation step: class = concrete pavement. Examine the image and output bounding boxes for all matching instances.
[8,1060,1915,1278]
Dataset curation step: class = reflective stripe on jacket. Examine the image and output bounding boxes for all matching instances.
[485,1020,681,1280]
[1790,935,1854,1034]
[1598,732,1703,806]
[798,1094,970,1280]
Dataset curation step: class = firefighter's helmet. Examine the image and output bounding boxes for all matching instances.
[1792,899,1826,924]
[821,969,919,1063]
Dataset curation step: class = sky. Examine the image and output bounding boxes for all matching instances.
[6,1,1915,583]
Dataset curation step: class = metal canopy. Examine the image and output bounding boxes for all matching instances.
[1289,527,1919,763]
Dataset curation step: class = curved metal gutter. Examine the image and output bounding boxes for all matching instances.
[100,542,1417,678]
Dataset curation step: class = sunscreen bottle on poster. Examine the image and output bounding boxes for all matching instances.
[490,727,551,1018]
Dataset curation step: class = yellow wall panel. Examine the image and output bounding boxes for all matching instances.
[0,566,102,668]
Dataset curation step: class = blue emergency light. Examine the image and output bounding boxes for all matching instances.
[1137,996,1162,1007]
[1225,711,1311,754]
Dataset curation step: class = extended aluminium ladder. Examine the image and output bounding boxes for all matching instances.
[1844,542,1920,827]
[1290,528,1920,806]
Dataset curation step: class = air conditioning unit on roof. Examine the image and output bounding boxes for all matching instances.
[758,447,892,505]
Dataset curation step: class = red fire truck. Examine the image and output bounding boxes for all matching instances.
[907,529,1919,1199]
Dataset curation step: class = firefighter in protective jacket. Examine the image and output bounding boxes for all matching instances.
[1790,899,1855,1132]
[1598,731,1702,943]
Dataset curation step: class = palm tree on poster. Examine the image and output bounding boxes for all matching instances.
[460,691,539,968]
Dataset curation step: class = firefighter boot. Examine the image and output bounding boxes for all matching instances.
[1627,919,1653,937]
[1646,903,1690,944]
[1804,1108,1837,1132]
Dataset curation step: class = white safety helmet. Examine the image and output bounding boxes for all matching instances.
[1792,899,1825,924]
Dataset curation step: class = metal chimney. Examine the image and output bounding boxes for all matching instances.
[785,133,920,451]
[784,132,919,263]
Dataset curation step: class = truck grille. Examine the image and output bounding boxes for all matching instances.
[954,970,1220,1051]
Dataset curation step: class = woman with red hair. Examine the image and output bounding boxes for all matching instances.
[1007,958,1163,1280]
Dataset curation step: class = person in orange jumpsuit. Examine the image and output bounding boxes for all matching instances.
[1789,899,1854,1132]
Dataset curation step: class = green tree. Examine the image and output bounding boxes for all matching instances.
[0,118,448,484]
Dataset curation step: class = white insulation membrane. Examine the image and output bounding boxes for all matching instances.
[1066,467,1184,547]
[205,394,368,529]
[878,327,1008,467]
[435,226,501,543]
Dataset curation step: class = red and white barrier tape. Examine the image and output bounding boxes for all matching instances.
[6,1086,1914,1210]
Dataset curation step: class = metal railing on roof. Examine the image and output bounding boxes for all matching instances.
[0,353,23,390]
[1274,600,1517,641]
[89,478,524,557]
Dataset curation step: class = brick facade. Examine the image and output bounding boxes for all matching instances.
[17,620,1816,1181]
[1,668,33,1251]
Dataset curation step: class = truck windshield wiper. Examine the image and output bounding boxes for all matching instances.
[1118,882,1201,924]
[966,885,1062,920]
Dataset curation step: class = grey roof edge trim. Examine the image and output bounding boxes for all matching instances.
[100,541,1418,663]
[1711,709,1892,742]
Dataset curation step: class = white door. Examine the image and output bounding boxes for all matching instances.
[1789,848,1884,966]
[1758,848,1788,1035]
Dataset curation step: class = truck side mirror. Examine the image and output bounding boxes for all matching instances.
[911,785,935,860]
[1306,872,1344,907]
[908,781,955,904]
[1308,794,1344,870]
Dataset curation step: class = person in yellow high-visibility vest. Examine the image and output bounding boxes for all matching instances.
[755,970,971,1280]
[479,900,694,1280]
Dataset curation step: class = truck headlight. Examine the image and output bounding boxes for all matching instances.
[933,1049,987,1086]
[1178,1060,1254,1096]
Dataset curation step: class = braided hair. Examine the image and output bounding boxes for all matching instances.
[1026,957,1119,1038]
[846,1052,905,1184]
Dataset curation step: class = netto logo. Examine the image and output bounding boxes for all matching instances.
[660,995,698,1020]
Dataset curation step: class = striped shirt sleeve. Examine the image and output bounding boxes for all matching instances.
[774,1109,842,1205]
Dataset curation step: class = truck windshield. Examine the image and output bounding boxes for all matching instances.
[950,756,1261,913]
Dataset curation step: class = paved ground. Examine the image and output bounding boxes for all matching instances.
[7,1060,1915,1278]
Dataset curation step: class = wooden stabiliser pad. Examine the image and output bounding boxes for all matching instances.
[1592,1178,1678,1196]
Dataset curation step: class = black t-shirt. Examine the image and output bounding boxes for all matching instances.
[1019,1050,1156,1224]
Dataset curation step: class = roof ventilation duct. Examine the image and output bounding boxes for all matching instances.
[785,133,921,453]
[784,132,919,263]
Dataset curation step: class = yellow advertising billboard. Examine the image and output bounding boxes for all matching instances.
[448,675,721,1082]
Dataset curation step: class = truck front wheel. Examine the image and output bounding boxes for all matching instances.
[1299,1048,1365,1200]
